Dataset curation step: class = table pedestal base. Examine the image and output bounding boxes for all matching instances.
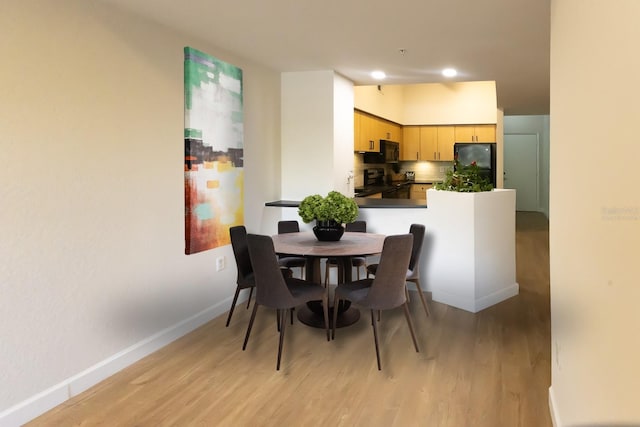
[296,302,360,329]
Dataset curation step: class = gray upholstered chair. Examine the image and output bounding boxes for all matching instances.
[227,225,292,327]
[243,233,329,370]
[333,234,419,370]
[324,220,367,286]
[366,223,430,318]
[226,225,255,327]
[277,220,307,278]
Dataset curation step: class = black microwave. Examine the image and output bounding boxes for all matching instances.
[363,140,399,164]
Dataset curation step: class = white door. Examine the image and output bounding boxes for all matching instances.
[504,134,539,211]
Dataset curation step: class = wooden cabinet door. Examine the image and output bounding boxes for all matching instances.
[401,126,420,160]
[437,126,456,161]
[355,112,379,152]
[454,125,475,142]
[389,122,402,143]
[419,126,438,161]
[410,184,433,200]
[354,111,361,151]
[454,124,496,142]
[474,124,496,142]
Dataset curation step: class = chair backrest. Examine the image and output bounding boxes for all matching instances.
[229,226,253,286]
[364,234,413,310]
[246,234,296,308]
[345,220,366,233]
[278,220,300,234]
[408,223,426,274]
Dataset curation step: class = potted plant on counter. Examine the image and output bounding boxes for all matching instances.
[298,191,359,241]
[434,160,493,192]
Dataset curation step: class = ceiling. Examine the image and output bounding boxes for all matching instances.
[99,0,550,115]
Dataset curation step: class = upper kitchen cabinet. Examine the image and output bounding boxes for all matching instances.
[435,126,456,161]
[354,110,379,152]
[401,125,455,161]
[401,126,420,160]
[355,110,402,152]
[454,124,496,143]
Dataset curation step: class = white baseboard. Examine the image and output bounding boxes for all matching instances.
[432,282,519,313]
[0,299,233,427]
[474,283,520,312]
[548,385,561,427]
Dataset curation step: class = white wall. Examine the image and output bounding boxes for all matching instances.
[281,71,354,200]
[549,0,640,425]
[0,0,281,423]
[503,115,550,217]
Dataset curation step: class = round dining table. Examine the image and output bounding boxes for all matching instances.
[271,231,385,328]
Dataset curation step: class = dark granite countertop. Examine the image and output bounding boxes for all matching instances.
[265,198,427,209]
[354,180,440,198]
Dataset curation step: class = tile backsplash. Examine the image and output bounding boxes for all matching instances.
[353,154,452,187]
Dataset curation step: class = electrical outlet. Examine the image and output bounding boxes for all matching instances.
[439,166,446,172]
[216,256,225,271]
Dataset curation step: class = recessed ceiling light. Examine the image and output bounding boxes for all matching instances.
[442,68,457,78]
[371,70,386,80]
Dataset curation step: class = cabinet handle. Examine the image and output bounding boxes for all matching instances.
[438,152,441,160]
[416,152,419,161]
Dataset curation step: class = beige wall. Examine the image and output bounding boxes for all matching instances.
[550,0,640,424]
[353,84,404,123]
[0,0,281,420]
[354,81,498,126]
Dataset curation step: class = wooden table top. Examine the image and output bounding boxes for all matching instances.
[271,231,385,257]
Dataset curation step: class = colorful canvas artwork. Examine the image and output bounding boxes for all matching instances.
[184,47,244,254]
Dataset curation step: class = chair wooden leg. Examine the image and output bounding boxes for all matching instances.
[225,286,241,327]
[324,261,330,287]
[276,309,281,332]
[332,292,340,340]
[246,287,254,309]
[371,310,382,370]
[323,292,330,341]
[412,280,431,317]
[277,308,288,370]
[290,307,294,325]
[402,302,420,352]
[243,303,259,350]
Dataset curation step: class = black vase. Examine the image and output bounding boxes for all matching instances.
[313,220,344,241]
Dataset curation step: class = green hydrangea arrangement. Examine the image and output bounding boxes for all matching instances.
[298,191,359,224]
[434,160,494,192]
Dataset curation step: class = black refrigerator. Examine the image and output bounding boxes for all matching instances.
[453,143,497,187]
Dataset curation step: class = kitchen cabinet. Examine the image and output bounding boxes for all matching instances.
[401,125,455,161]
[410,184,433,200]
[454,124,496,143]
[401,126,420,160]
[354,111,379,152]
[354,110,401,152]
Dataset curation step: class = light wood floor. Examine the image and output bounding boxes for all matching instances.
[27,212,551,427]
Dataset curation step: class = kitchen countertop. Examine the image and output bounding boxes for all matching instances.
[265,198,427,209]
[354,180,441,198]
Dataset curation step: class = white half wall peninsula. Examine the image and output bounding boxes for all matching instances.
[264,188,518,313]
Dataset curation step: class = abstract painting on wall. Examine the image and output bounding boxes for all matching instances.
[184,47,244,254]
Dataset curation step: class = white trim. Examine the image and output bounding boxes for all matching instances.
[432,282,519,313]
[474,283,520,312]
[0,299,233,427]
[548,385,561,427]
